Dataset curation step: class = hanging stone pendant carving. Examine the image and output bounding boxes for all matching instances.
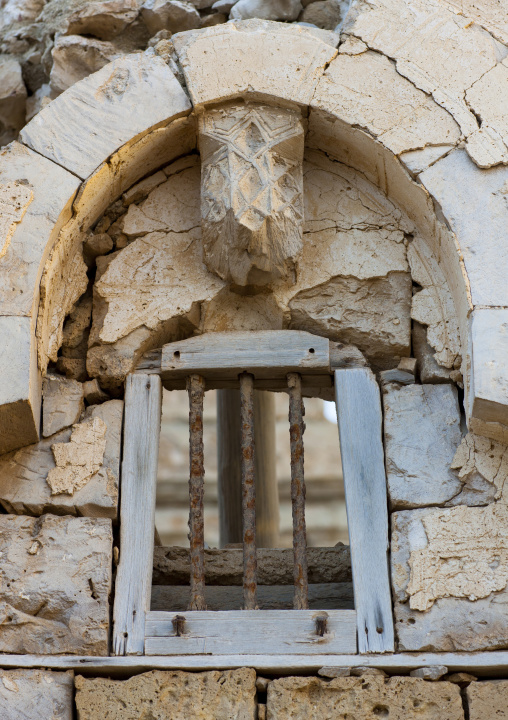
[199,101,304,288]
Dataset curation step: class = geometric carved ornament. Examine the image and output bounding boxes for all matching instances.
[199,101,304,287]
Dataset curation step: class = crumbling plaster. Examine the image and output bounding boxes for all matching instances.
[0,16,505,457]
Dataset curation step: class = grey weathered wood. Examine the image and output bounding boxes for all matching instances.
[335,368,394,653]
[152,546,351,585]
[217,390,279,548]
[3,652,508,676]
[161,331,330,380]
[144,609,357,655]
[151,583,354,611]
[112,373,162,656]
[161,374,333,392]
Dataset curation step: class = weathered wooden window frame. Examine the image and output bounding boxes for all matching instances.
[112,331,394,658]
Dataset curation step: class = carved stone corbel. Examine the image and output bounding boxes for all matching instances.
[199,101,304,288]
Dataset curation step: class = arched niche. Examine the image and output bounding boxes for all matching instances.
[0,20,506,455]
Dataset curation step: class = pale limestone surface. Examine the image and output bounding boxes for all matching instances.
[346,0,508,168]
[0,400,122,518]
[199,102,304,286]
[300,0,343,30]
[42,373,84,437]
[443,0,508,45]
[313,50,461,156]
[49,35,121,96]
[75,668,257,719]
[0,669,73,720]
[413,322,453,384]
[20,52,191,179]
[230,0,302,21]
[172,20,338,108]
[466,680,508,720]
[0,180,33,261]
[392,507,508,651]
[47,416,107,495]
[383,384,462,509]
[64,0,141,39]
[0,56,26,146]
[0,514,112,654]
[450,433,508,505]
[267,676,464,719]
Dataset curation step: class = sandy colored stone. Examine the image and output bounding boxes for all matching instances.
[172,20,338,108]
[0,55,26,146]
[0,669,74,720]
[383,384,462,509]
[0,180,32,261]
[465,60,508,168]
[313,50,460,156]
[0,514,112,654]
[49,35,121,96]
[199,101,304,287]
[410,666,448,681]
[347,0,507,167]
[47,416,107,495]
[83,233,114,265]
[25,83,52,122]
[65,0,140,39]
[399,145,456,176]
[392,507,508,651]
[299,0,342,30]
[140,0,200,33]
[413,322,452,384]
[267,676,464,719]
[443,0,508,45]
[450,433,508,506]
[0,400,122,517]
[123,169,167,205]
[42,372,84,436]
[75,668,256,719]
[0,0,45,31]
[230,0,302,21]
[200,289,285,333]
[21,52,191,180]
[82,378,109,404]
[466,680,508,720]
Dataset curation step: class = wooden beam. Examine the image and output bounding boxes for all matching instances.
[144,610,357,655]
[2,653,508,677]
[160,331,330,380]
[335,368,394,654]
[152,546,352,585]
[112,373,162,656]
[217,390,279,548]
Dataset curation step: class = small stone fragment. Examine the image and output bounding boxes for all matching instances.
[56,356,88,381]
[318,667,351,678]
[201,11,227,25]
[65,0,141,40]
[83,233,114,266]
[466,680,508,720]
[83,379,109,405]
[75,668,257,718]
[49,35,120,96]
[447,673,477,686]
[230,0,302,21]
[47,416,107,495]
[42,373,84,437]
[413,322,452,383]
[258,705,267,720]
[299,0,341,29]
[398,357,417,375]
[350,667,387,677]
[140,0,201,34]
[0,56,26,146]
[256,676,270,691]
[410,666,448,681]
[123,170,167,205]
[0,669,74,720]
[379,369,415,386]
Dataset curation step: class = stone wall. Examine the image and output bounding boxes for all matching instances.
[1,667,508,719]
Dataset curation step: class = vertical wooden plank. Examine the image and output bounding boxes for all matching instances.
[112,373,162,656]
[335,368,394,653]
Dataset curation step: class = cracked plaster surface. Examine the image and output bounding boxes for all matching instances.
[0,181,32,261]
[345,0,508,168]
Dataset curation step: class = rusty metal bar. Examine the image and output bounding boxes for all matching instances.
[240,372,257,610]
[287,372,309,610]
[187,374,206,611]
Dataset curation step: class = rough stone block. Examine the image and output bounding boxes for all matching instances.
[49,35,121,96]
[267,676,464,719]
[75,668,256,719]
[413,322,452,384]
[0,56,27,146]
[0,669,74,720]
[466,680,508,720]
[0,400,123,518]
[20,53,191,179]
[42,373,84,437]
[0,316,40,455]
[172,20,337,108]
[392,506,508,651]
[65,0,141,40]
[383,384,462,509]
[0,514,112,654]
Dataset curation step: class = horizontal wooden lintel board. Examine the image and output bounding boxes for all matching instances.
[2,653,508,677]
[144,610,357,655]
[160,331,330,379]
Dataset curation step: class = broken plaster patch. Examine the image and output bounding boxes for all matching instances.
[47,416,107,495]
